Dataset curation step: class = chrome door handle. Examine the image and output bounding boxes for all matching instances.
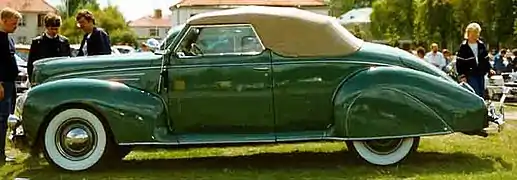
[253,67,269,71]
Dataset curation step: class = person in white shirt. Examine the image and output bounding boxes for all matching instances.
[424,43,447,70]
[456,22,495,98]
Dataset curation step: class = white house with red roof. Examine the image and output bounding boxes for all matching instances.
[129,9,172,41]
[0,0,58,44]
[169,0,329,27]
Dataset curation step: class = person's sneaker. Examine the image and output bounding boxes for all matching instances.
[0,155,16,164]
[496,119,505,132]
[495,118,505,125]
[5,156,16,162]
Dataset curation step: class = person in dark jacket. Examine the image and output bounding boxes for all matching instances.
[75,10,111,56]
[0,7,21,165]
[28,13,71,82]
[456,22,495,98]
[493,49,507,74]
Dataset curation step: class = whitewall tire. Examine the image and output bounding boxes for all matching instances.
[347,137,419,166]
[43,108,109,171]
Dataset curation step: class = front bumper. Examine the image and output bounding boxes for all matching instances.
[483,86,509,134]
[15,73,29,93]
[8,92,31,152]
[460,83,506,137]
[7,114,30,152]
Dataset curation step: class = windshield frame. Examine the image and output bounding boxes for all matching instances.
[159,24,186,51]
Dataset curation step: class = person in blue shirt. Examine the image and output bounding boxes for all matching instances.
[493,49,507,74]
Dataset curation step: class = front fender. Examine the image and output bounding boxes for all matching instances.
[22,78,168,144]
[332,66,486,139]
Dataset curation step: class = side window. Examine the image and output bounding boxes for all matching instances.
[174,24,264,58]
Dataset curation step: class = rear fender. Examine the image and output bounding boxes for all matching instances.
[22,78,168,144]
[332,66,486,139]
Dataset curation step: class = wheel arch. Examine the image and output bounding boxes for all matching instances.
[33,102,116,154]
[330,66,486,139]
[22,78,168,150]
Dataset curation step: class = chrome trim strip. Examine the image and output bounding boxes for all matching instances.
[178,139,274,145]
[272,60,392,66]
[275,137,324,142]
[51,60,388,79]
[118,139,274,146]
[119,142,179,145]
[47,60,392,85]
[169,62,270,68]
[167,61,391,68]
[117,132,453,146]
[326,132,453,141]
[82,73,145,78]
[98,78,141,81]
[50,67,161,80]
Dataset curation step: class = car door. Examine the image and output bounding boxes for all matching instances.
[271,57,367,141]
[167,24,275,143]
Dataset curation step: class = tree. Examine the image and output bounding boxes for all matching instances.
[350,24,368,39]
[363,0,517,50]
[514,0,517,44]
[329,0,375,17]
[370,0,414,42]
[56,0,100,18]
[491,0,515,47]
[449,0,478,47]
[413,0,455,48]
[59,4,137,45]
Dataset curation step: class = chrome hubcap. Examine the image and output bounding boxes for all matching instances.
[364,138,404,155]
[64,128,91,153]
[56,119,96,161]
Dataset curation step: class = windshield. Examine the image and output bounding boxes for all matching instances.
[159,24,186,50]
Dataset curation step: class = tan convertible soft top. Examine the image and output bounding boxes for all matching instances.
[187,6,364,57]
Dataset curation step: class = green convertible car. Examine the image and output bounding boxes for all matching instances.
[9,6,503,171]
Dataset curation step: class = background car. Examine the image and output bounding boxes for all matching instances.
[15,44,30,61]
[15,53,28,94]
[70,44,121,57]
[112,45,136,54]
[486,72,517,100]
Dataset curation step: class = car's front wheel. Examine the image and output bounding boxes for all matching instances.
[346,137,419,165]
[43,108,113,171]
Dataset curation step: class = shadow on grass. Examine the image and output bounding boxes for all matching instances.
[13,150,508,179]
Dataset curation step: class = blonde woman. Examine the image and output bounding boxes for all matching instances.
[456,22,495,98]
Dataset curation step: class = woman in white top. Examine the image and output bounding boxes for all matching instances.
[455,22,495,98]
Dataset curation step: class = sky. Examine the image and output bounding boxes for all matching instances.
[45,0,179,21]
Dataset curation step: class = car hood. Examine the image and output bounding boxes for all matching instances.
[33,52,162,84]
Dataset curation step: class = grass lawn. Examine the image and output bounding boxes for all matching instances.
[504,102,517,112]
[1,115,517,179]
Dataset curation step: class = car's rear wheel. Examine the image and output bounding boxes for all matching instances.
[43,108,113,171]
[346,137,419,165]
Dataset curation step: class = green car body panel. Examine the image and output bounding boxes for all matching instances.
[17,24,488,149]
[22,78,168,144]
